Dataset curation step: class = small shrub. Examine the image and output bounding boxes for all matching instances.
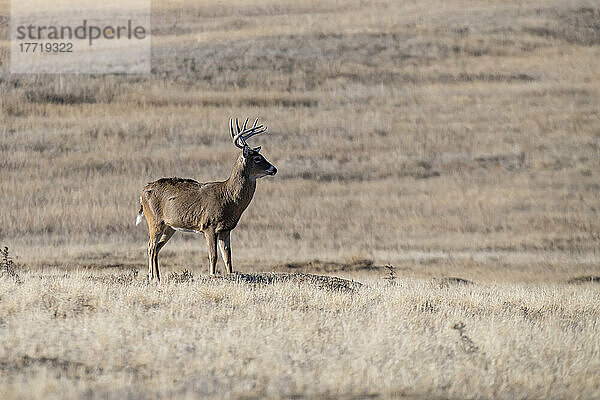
[383,264,396,283]
[452,322,479,354]
[169,269,194,283]
[0,246,21,283]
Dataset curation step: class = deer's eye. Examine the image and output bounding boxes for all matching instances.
[253,156,261,163]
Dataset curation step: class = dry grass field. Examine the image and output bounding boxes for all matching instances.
[0,0,599,398]
[0,266,599,399]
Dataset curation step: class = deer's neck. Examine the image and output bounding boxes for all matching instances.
[224,163,256,205]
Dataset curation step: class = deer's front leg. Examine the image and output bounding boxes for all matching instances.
[218,231,232,274]
[205,229,218,275]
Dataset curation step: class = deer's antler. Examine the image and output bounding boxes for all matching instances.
[229,117,267,149]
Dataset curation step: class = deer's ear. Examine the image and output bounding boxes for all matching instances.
[253,146,261,153]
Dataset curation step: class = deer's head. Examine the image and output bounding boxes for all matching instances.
[230,117,277,179]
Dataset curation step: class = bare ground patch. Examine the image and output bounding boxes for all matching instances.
[567,275,600,284]
[0,356,101,380]
[524,8,600,46]
[274,258,379,273]
[168,270,363,292]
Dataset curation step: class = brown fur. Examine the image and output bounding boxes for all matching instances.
[138,149,276,281]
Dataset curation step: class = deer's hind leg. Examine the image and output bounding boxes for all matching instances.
[147,224,166,282]
[157,226,176,253]
[152,226,176,282]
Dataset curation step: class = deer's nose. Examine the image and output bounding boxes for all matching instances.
[268,166,277,175]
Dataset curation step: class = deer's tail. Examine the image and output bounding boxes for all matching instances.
[135,196,144,226]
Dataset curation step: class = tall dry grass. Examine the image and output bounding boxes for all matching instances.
[0,269,599,399]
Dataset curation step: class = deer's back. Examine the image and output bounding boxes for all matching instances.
[142,177,239,232]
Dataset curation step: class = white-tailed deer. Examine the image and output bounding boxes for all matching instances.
[136,118,277,281]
